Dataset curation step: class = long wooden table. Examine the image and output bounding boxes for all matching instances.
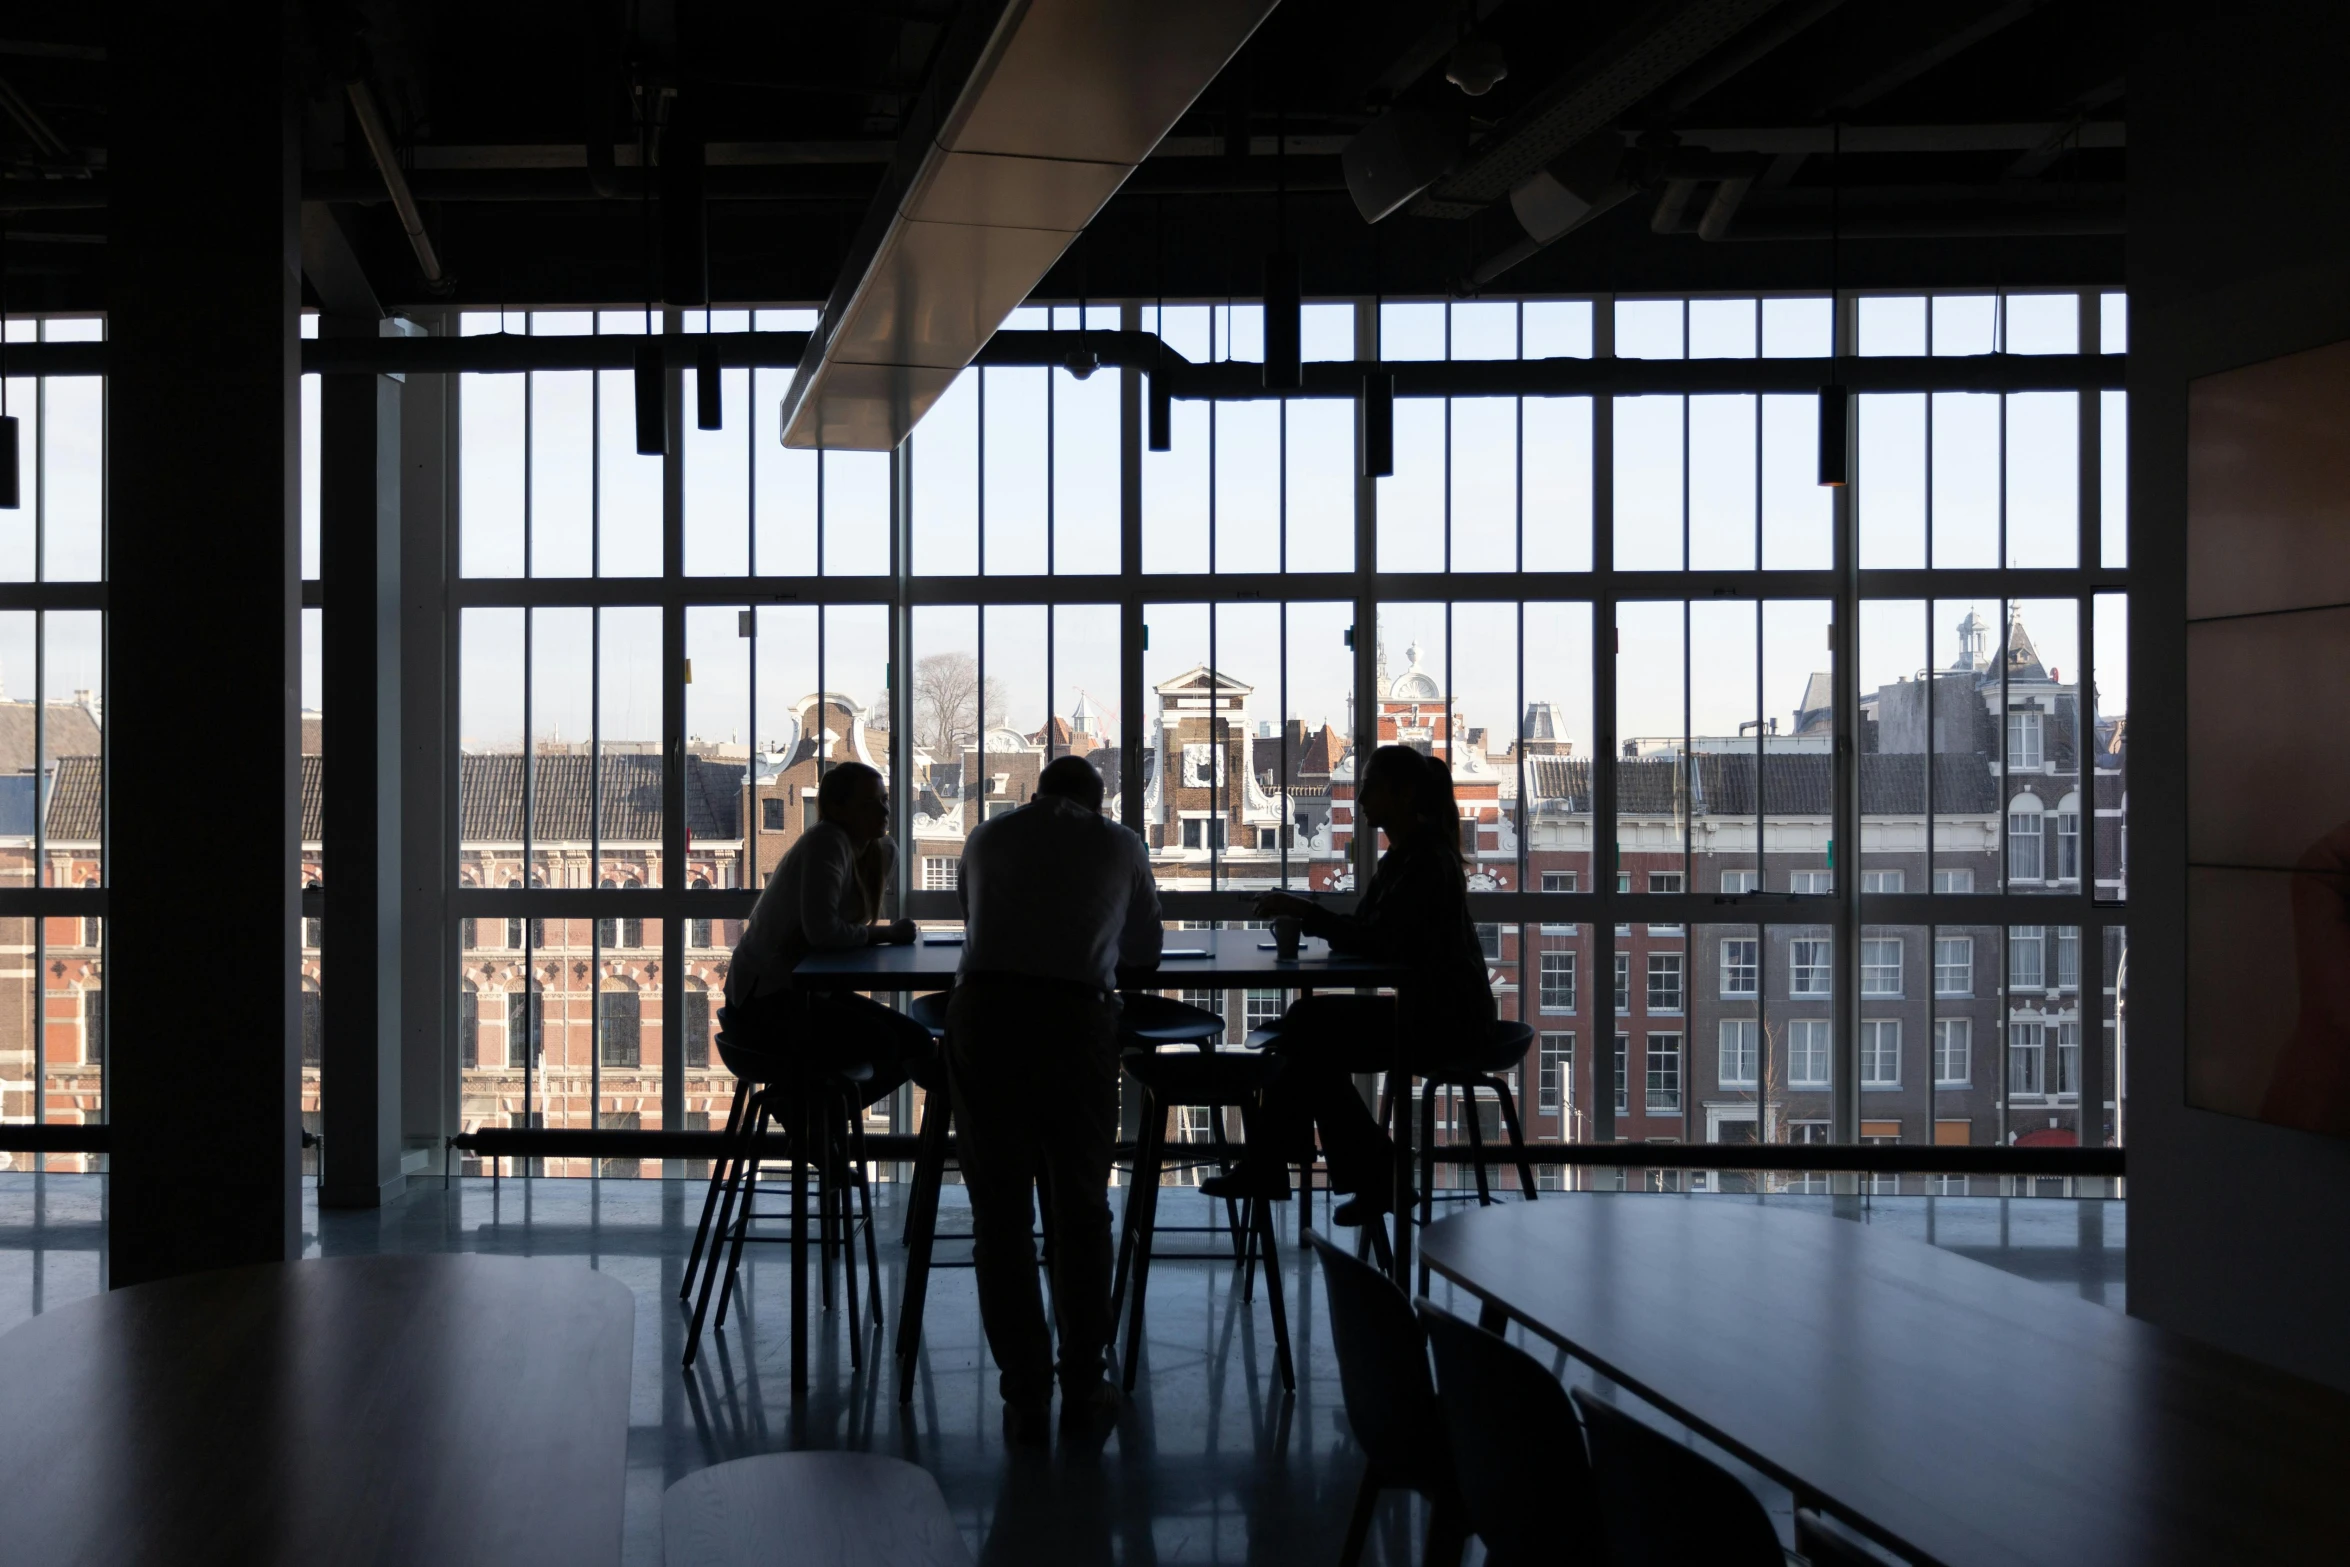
[0,1253,636,1566]
[1419,1197,2350,1567]
[798,928,1422,1278]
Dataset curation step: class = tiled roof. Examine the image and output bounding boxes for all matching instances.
[1523,752,2001,816]
[44,754,104,841]
[458,752,741,843]
[0,701,101,775]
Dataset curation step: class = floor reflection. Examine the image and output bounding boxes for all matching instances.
[0,1174,2125,1565]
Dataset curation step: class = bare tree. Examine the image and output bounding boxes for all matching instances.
[911,651,1005,756]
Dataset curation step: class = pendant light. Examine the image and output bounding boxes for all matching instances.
[1263,103,1301,390]
[696,306,722,431]
[1817,119,1847,488]
[1361,225,1392,477]
[1147,198,1172,451]
[0,215,16,510]
[632,39,668,457]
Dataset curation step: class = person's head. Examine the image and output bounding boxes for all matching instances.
[1358,744,1463,863]
[816,762,889,847]
[1036,754,1106,814]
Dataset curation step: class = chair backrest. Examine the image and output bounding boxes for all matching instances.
[1308,1234,1447,1485]
[1569,1388,1787,1567]
[1417,1301,1599,1567]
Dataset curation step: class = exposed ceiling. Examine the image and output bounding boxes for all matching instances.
[0,0,2128,316]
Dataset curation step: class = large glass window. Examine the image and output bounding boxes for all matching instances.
[430,288,2121,1173]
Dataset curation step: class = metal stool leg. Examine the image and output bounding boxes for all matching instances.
[684,1083,763,1367]
[1464,1083,1494,1206]
[1490,1071,1539,1199]
[1120,1092,1168,1393]
[680,1080,747,1300]
[714,1093,775,1334]
[1417,1077,1439,1296]
[895,1083,952,1396]
[850,1107,884,1324]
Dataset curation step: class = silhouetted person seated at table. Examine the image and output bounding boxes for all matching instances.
[1204,744,1496,1223]
[950,753,1163,1444]
[723,761,927,1102]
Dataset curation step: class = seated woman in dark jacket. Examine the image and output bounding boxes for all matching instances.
[1204,744,1496,1222]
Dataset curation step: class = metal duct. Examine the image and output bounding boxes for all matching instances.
[779,0,1280,452]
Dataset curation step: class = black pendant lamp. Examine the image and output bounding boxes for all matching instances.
[1262,107,1300,389]
[1148,349,1173,452]
[1817,121,1847,488]
[1360,371,1394,478]
[632,48,669,458]
[0,216,15,510]
[696,309,722,431]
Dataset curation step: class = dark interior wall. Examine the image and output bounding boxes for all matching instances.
[2129,0,2350,1389]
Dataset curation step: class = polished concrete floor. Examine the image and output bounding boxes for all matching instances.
[0,1173,2123,1565]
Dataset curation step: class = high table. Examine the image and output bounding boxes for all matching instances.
[1419,1197,2350,1567]
[0,1253,636,1566]
[796,928,1421,1283]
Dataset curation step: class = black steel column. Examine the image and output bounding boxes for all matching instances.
[107,4,303,1282]
[318,319,405,1208]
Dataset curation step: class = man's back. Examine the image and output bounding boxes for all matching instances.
[959,795,1162,991]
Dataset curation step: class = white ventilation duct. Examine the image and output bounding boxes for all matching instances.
[779,0,1280,451]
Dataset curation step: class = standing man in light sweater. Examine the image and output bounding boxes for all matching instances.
[951,753,1162,1442]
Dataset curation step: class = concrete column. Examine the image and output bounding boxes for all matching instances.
[106,4,303,1283]
[317,320,404,1208]
[399,330,454,1173]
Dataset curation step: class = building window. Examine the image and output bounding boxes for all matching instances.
[1934,1019,1972,1086]
[1789,870,1832,894]
[1538,1032,1572,1118]
[1719,869,1758,894]
[1181,818,1227,850]
[302,917,322,950]
[2056,1021,2082,1096]
[922,856,960,890]
[1934,936,1973,997]
[1646,1034,1682,1113]
[2010,926,2045,990]
[1861,937,1902,997]
[459,987,479,1070]
[804,797,822,831]
[504,880,524,952]
[83,988,104,1070]
[2054,926,2080,992]
[1244,989,1284,1034]
[1646,953,1683,1013]
[1718,1019,1757,1087]
[684,987,711,1069]
[2055,808,2081,880]
[1614,951,1630,1014]
[2008,806,2044,882]
[1861,870,1904,893]
[1541,871,1578,893]
[1539,952,1577,1013]
[1648,871,1683,895]
[2008,707,2044,768]
[1613,1033,1629,1115]
[1932,868,1974,893]
[762,798,787,831]
[1789,1018,1831,1087]
[1791,939,1832,996]
[1477,923,1503,961]
[598,879,643,950]
[2010,1021,2047,1095]
[300,986,322,1066]
[598,987,642,1069]
[1861,1019,1901,1087]
[1720,937,1758,998]
[506,991,536,1069]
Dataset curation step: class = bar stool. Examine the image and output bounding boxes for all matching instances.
[1385,1019,1538,1291]
[1115,1044,1295,1395]
[684,1021,884,1392]
[1108,993,1244,1320]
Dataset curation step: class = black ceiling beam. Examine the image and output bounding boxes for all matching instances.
[1819,0,2059,114]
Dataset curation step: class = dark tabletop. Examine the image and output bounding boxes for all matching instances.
[0,1253,635,1567]
[794,925,1415,991]
[1420,1197,2350,1567]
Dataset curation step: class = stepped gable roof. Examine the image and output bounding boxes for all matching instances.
[458,753,740,844]
[1295,723,1343,777]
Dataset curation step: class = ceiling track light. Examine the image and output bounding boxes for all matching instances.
[1360,371,1395,478]
[634,338,667,456]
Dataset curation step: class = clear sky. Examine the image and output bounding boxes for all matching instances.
[278,297,2124,768]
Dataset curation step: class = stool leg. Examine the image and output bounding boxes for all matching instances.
[1120,1092,1167,1394]
[818,1097,838,1315]
[1417,1078,1438,1296]
[835,1097,863,1374]
[684,1084,760,1367]
[1254,1183,1296,1395]
[851,1109,884,1324]
[896,1087,950,1395]
[1205,1097,1245,1264]
[680,1081,747,1300]
[791,1093,810,1396]
[714,1093,773,1335]
[1465,1083,1494,1207]
[1492,1072,1538,1199]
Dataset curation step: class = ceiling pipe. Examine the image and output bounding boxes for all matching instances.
[346,78,450,293]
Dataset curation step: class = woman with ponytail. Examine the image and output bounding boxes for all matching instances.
[1203,744,1496,1224]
